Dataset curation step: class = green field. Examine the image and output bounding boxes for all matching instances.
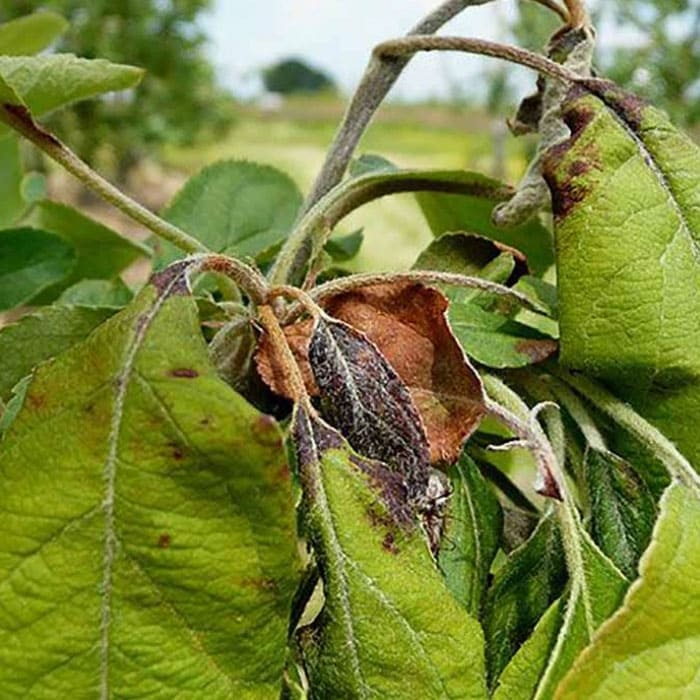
[163,99,531,272]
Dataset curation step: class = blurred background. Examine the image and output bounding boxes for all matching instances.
[2,0,698,271]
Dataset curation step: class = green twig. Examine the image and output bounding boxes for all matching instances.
[0,104,207,256]
[268,169,513,286]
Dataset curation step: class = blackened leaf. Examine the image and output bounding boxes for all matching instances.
[438,453,503,617]
[309,315,431,499]
[586,448,656,579]
[323,282,486,464]
[483,514,567,687]
[292,407,488,699]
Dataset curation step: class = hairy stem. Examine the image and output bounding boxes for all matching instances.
[482,374,563,500]
[0,104,206,255]
[269,170,513,286]
[374,36,582,84]
[554,370,700,495]
[563,0,590,28]
[257,304,312,406]
[529,0,570,22]
[302,0,492,213]
[309,270,538,309]
[191,254,268,306]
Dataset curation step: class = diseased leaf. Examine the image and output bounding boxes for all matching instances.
[415,172,554,275]
[158,160,302,265]
[586,449,656,579]
[322,282,487,465]
[557,483,700,699]
[0,54,142,136]
[57,278,133,308]
[34,200,149,296]
[0,227,75,310]
[0,135,24,227]
[0,271,300,697]
[438,452,503,616]
[0,12,68,56]
[0,304,116,401]
[483,514,567,686]
[544,80,700,468]
[493,529,627,699]
[309,315,431,498]
[255,283,486,465]
[292,406,488,699]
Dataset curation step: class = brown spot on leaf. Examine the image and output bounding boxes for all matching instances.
[27,392,46,410]
[382,532,399,554]
[169,367,199,378]
[252,414,283,448]
[168,443,185,460]
[515,339,558,363]
[158,533,172,548]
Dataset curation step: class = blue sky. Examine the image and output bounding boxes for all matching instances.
[203,1,528,101]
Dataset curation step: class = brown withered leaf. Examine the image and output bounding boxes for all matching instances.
[323,282,486,464]
[308,316,431,499]
[254,283,487,464]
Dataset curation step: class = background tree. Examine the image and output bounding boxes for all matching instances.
[0,0,235,177]
[262,57,336,96]
[604,0,700,127]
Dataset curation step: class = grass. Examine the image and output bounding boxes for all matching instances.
[162,97,531,272]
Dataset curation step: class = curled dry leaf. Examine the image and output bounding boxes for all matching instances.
[254,281,486,465]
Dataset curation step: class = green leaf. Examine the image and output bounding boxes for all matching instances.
[414,233,558,369]
[556,483,700,699]
[0,375,30,435]
[0,12,68,56]
[158,160,303,266]
[0,304,116,401]
[449,303,558,369]
[292,407,488,699]
[586,449,657,579]
[0,273,299,696]
[20,171,46,204]
[492,529,627,699]
[483,514,567,686]
[33,200,149,297]
[438,453,503,616]
[0,227,75,310]
[57,278,133,308]
[0,135,23,227]
[324,229,363,262]
[415,172,554,275]
[545,81,700,468]
[0,54,142,136]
